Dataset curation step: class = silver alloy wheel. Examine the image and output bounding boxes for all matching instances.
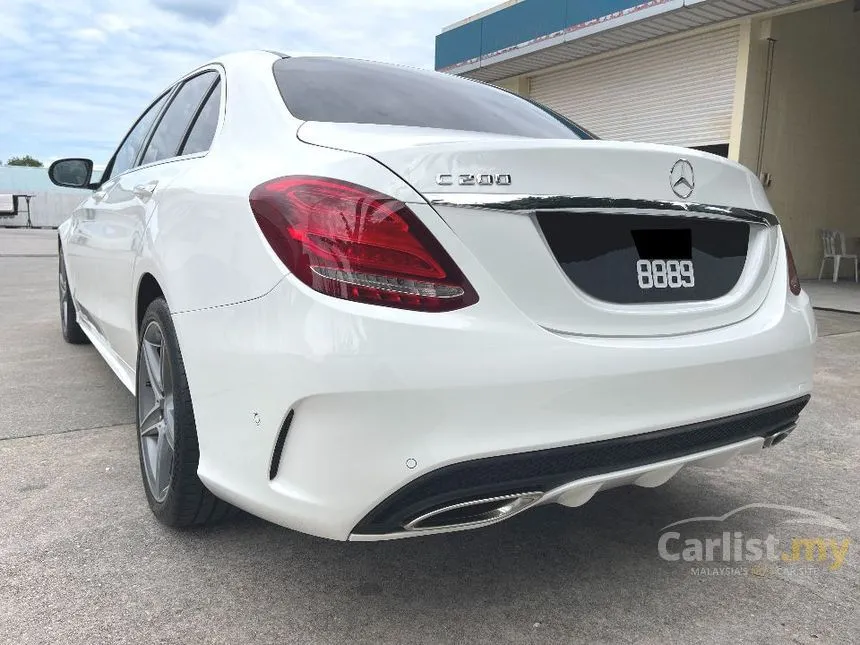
[138,320,176,503]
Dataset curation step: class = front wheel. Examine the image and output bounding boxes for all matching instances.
[136,297,234,526]
[59,247,89,345]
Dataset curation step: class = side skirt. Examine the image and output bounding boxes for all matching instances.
[75,304,136,393]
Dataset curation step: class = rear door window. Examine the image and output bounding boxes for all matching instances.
[179,79,221,156]
[141,71,218,166]
[107,91,171,180]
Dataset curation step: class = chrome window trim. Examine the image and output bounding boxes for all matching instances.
[425,194,778,227]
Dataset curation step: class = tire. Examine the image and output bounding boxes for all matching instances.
[58,246,89,345]
[136,297,234,526]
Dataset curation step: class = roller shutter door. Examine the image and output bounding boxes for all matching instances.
[529,26,741,147]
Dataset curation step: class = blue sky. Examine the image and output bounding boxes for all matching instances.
[0,0,493,166]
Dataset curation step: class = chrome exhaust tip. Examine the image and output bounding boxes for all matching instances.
[404,492,543,532]
[763,424,796,449]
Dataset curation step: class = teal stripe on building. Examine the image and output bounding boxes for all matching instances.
[435,0,658,70]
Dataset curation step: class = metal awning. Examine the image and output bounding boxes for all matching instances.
[452,0,810,82]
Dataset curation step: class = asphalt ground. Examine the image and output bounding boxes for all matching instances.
[1,229,858,645]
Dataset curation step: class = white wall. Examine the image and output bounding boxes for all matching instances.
[492,75,530,95]
[0,192,85,228]
[735,1,860,277]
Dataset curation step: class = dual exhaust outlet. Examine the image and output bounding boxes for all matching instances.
[404,492,543,532]
[404,425,797,533]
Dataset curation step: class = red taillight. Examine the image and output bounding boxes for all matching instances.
[250,176,478,312]
[784,235,801,296]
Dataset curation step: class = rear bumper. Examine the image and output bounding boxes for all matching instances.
[352,396,808,538]
[173,275,816,541]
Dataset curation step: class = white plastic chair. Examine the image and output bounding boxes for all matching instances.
[818,230,858,283]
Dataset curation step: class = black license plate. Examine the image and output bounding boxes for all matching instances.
[537,212,749,304]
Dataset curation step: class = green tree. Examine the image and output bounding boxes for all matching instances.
[6,155,43,168]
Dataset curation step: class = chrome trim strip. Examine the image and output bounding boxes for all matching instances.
[425,193,778,226]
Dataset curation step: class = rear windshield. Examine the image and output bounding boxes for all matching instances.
[273,57,590,140]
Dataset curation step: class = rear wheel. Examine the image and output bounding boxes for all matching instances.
[58,247,89,345]
[136,297,233,526]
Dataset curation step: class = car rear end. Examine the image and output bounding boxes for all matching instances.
[177,55,815,541]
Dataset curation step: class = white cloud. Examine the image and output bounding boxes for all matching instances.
[71,27,107,42]
[96,13,134,33]
[0,0,493,164]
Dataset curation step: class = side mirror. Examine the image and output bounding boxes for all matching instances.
[48,158,94,189]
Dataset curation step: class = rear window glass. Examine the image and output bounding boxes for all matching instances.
[273,57,589,140]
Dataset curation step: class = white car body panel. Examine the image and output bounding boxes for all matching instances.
[56,51,816,541]
[297,122,772,211]
[172,240,814,540]
[299,123,778,337]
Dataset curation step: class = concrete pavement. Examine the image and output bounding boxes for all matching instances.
[1,229,858,644]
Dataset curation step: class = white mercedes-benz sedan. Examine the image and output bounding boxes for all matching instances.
[49,51,815,541]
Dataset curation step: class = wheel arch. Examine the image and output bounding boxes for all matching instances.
[57,226,76,297]
[56,218,72,247]
[137,273,165,336]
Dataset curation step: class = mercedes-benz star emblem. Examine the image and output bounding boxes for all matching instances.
[669,159,695,199]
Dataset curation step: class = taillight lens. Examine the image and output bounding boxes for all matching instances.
[250,176,478,312]
[784,235,801,296]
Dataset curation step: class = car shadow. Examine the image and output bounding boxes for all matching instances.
[173,474,765,612]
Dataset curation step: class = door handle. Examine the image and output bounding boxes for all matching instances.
[133,181,158,200]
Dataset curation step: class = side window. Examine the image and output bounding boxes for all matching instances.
[140,72,218,166]
[107,92,171,180]
[180,79,221,156]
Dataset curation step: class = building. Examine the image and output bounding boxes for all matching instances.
[436,0,860,278]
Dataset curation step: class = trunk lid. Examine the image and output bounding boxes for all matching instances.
[298,122,780,337]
